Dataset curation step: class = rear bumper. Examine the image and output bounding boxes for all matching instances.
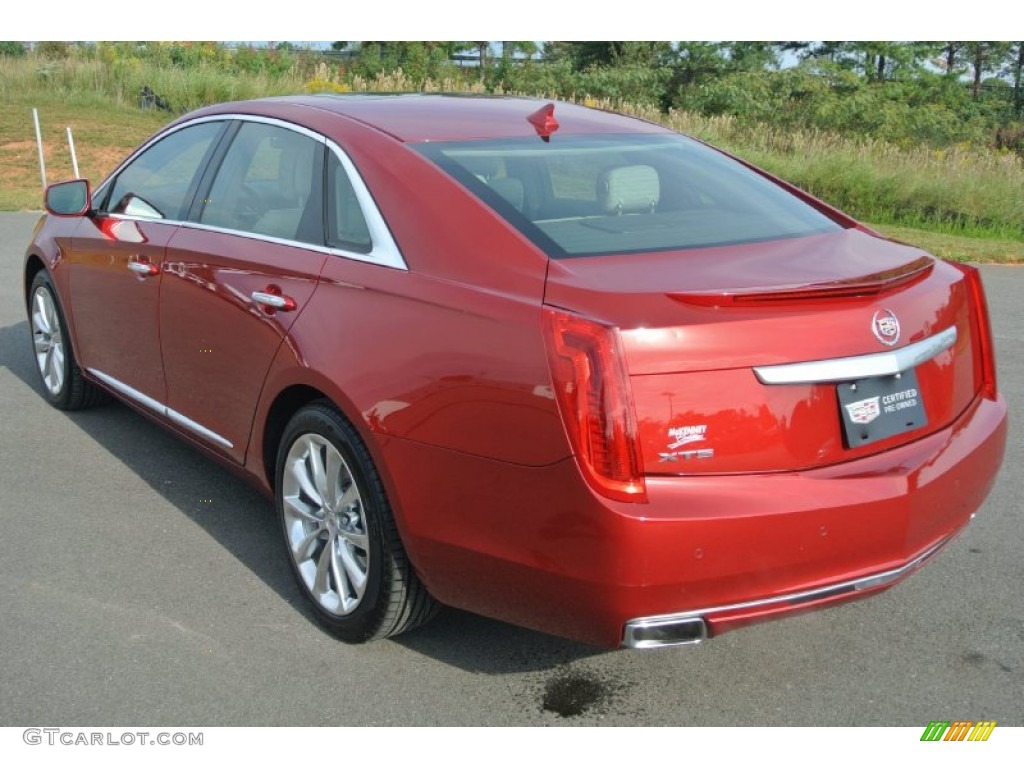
[382,393,1007,648]
[623,535,949,648]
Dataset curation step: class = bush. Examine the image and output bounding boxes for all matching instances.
[352,42,467,87]
[494,61,669,107]
[995,123,1024,156]
[35,41,70,59]
[0,41,26,58]
[671,64,999,147]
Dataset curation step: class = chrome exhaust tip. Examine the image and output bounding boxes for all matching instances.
[622,616,707,649]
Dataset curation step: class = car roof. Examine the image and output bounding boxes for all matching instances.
[191,94,672,142]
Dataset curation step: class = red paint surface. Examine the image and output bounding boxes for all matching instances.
[24,95,1008,647]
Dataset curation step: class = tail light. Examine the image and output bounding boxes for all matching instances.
[952,263,998,400]
[542,307,646,503]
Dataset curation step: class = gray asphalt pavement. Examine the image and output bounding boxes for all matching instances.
[0,211,1021,726]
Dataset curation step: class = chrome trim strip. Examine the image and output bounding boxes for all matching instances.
[96,113,408,271]
[753,326,957,385]
[106,212,185,226]
[86,369,233,450]
[621,538,949,648]
[166,408,234,450]
[87,368,164,413]
[168,220,408,272]
[174,220,334,252]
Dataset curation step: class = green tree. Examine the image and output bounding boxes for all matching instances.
[500,41,538,61]
[938,42,965,73]
[781,41,854,65]
[1007,42,1024,117]
[540,41,573,62]
[724,42,779,71]
[474,41,490,71]
[355,42,461,84]
[852,42,931,81]
[782,42,929,81]
[553,41,672,71]
[963,42,1011,99]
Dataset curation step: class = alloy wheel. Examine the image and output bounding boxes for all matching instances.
[31,286,65,396]
[281,433,370,616]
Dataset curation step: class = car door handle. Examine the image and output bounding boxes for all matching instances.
[251,290,297,312]
[127,260,159,277]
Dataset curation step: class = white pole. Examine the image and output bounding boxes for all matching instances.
[32,108,47,191]
[66,126,80,179]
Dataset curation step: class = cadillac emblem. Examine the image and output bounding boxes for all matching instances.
[872,309,900,346]
[844,396,881,425]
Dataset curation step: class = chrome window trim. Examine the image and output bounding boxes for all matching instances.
[753,325,957,385]
[324,136,406,271]
[622,537,949,648]
[106,212,185,225]
[174,220,338,254]
[94,113,407,271]
[87,368,233,450]
[92,114,233,202]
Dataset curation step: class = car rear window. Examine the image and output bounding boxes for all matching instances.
[414,134,842,258]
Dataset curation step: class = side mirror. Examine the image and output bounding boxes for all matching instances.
[44,179,91,217]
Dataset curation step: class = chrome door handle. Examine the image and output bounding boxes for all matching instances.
[251,291,297,312]
[128,261,159,276]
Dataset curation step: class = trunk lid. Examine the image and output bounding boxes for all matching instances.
[543,229,981,475]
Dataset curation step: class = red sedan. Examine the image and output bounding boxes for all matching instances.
[24,95,1007,648]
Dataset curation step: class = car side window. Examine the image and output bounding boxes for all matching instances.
[326,151,372,254]
[199,122,325,246]
[105,122,224,221]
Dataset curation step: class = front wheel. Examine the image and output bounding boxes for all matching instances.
[275,401,437,642]
[28,270,106,410]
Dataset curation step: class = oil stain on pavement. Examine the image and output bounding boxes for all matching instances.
[541,669,613,717]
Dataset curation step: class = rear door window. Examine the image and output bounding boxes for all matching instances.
[198,122,325,246]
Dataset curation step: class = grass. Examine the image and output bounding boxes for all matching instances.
[867,223,1024,264]
[0,53,306,113]
[1,56,1021,262]
[0,51,312,210]
[602,102,1024,244]
[0,94,169,211]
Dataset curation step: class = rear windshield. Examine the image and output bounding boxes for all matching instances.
[414,134,842,258]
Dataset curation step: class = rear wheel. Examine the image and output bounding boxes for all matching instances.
[28,271,106,410]
[276,401,437,642]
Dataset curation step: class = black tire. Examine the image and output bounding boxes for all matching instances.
[275,400,437,642]
[27,270,107,411]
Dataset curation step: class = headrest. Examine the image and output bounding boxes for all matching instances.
[598,165,660,214]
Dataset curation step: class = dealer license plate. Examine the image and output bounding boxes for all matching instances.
[837,369,927,448]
